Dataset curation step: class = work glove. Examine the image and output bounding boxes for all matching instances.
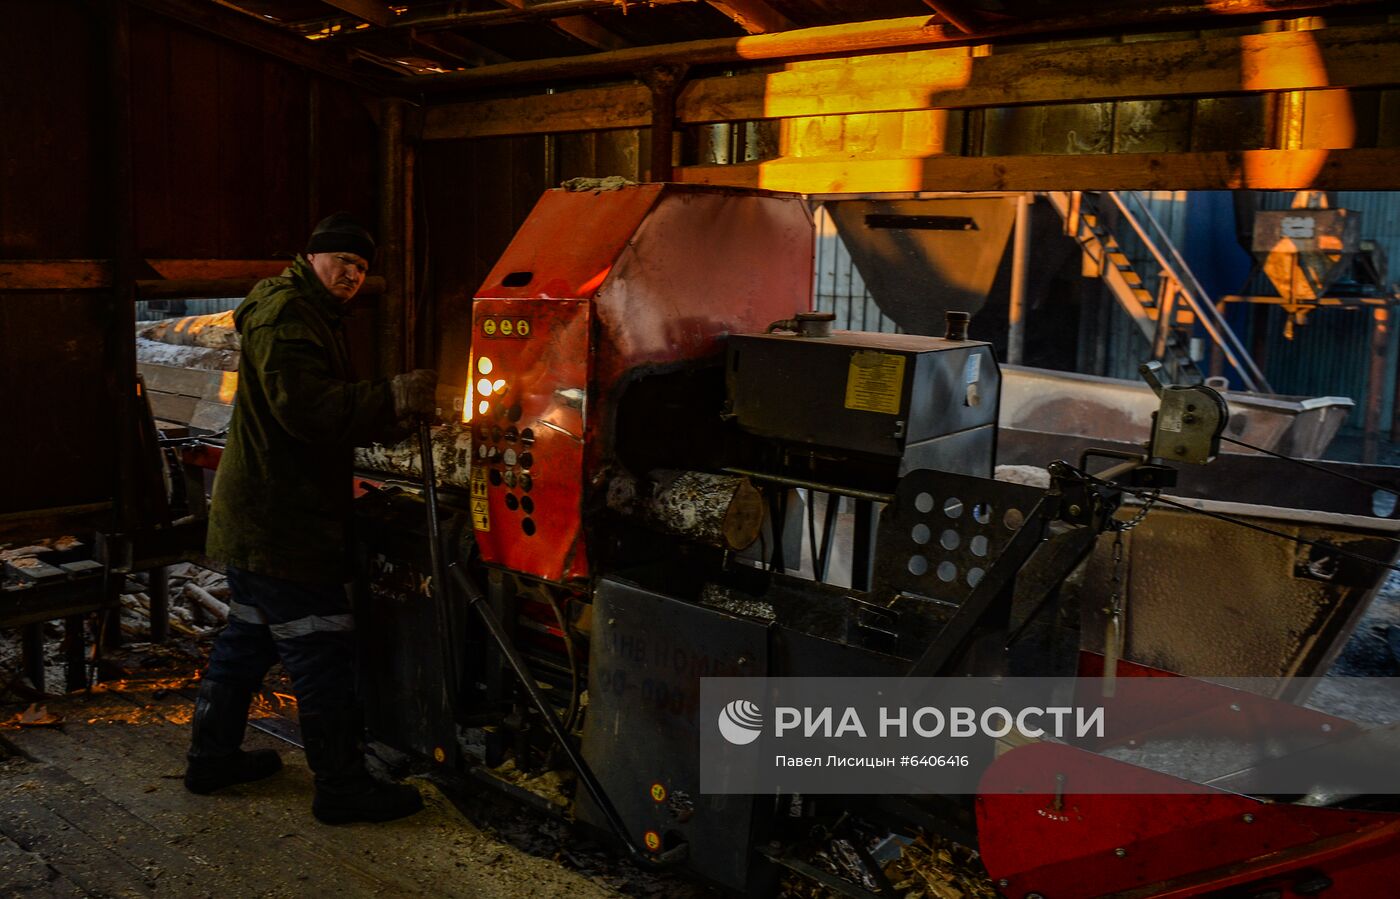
[391,368,438,419]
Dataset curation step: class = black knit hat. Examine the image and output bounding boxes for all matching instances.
[307,212,375,265]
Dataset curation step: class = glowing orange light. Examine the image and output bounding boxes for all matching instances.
[477,378,493,397]
[478,399,490,416]
[477,356,494,375]
[491,379,506,393]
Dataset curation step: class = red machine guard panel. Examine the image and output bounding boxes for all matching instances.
[468,298,591,583]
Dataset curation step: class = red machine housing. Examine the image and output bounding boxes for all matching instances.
[467,184,813,583]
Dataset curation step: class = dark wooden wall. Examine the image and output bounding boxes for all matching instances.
[0,1,378,534]
[128,7,377,258]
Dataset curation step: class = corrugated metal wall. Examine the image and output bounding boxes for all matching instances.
[811,204,899,333]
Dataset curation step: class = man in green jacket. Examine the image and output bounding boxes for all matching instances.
[186,213,436,825]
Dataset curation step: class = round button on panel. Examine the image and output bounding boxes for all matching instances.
[521,518,536,536]
[520,428,535,445]
[488,469,502,486]
[519,452,534,470]
[508,404,522,423]
[520,474,532,492]
[504,470,516,488]
[521,496,534,515]
[504,426,518,443]
[503,448,518,467]
[505,494,519,511]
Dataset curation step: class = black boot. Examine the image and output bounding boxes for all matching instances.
[300,706,423,825]
[184,679,284,795]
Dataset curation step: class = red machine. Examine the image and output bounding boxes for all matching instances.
[466,183,812,582]
[354,183,1400,899]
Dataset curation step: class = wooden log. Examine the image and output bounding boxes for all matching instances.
[135,337,239,372]
[355,423,474,491]
[139,310,239,350]
[606,470,764,551]
[183,582,228,622]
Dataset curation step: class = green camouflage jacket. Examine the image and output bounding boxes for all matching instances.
[206,255,395,583]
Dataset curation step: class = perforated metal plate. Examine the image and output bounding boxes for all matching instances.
[874,470,1045,604]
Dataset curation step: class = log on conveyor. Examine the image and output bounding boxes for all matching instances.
[139,309,240,350]
[606,470,764,551]
[355,422,474,491]
[136,336,240,372]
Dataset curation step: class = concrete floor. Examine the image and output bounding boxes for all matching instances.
[0,678,631,899]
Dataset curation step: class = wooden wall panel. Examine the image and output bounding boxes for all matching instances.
[313,80,378,228]
[128,9,374,260]
[0,2,102,259]
[0,294,118,517]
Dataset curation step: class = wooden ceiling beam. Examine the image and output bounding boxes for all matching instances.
[706,0,795,34]
[128,0,391,93]
[315,0,394,28]
[550,14,634,50]
[413,0,1390,92]
[920,0,979,34]
[411,30,513,67]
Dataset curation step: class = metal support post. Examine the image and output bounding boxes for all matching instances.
[1365,306,1389,463]
[1007,191,1031,365]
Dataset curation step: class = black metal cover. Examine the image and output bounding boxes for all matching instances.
[579,576,771,895]
[873,468,1044,605]
[726,331,1000,476]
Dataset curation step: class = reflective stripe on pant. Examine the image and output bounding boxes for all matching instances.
[206,566,357,716]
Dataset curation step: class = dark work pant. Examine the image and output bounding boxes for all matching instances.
[205,566,356,716]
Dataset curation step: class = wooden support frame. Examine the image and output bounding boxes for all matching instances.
[0,261,113,291]
[424,24,1400,138]
[413,0,1388,92]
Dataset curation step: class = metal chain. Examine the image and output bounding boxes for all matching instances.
[1110,488,1159,533]
[1105,529,1125,617]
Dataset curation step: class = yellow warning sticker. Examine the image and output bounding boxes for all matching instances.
[470,467,490,532]
[649,783,667,802]
[644,831,661,852]
[844,351,905,415]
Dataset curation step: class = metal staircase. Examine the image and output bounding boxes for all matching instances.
[1046,190,1271,394]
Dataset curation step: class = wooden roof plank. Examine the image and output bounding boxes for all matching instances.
[706,0,796,34]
